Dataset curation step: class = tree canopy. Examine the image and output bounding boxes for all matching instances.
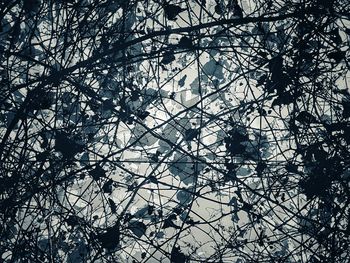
[0,0,349,262]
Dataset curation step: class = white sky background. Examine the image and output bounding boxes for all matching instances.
[1,0,349,262]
